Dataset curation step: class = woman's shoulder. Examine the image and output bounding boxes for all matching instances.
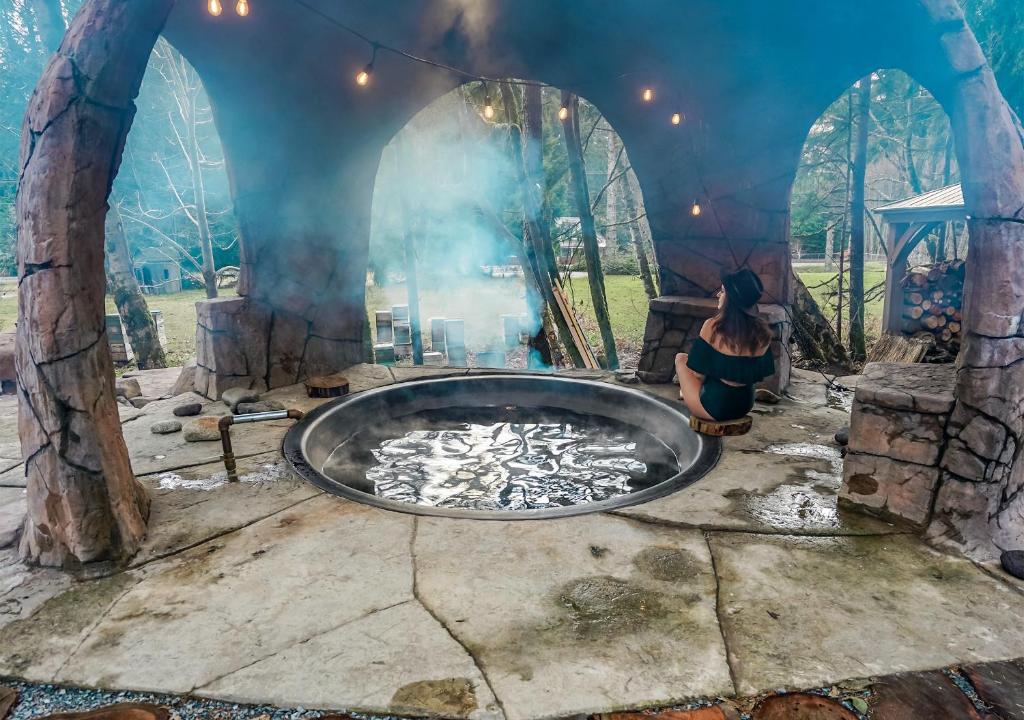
[699,318,717,342]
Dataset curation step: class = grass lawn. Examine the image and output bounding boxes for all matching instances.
[0,267,887,371]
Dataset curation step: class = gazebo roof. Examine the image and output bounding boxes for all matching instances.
[874,184,965,223]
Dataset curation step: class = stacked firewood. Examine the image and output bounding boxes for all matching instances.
[900,259,965,362]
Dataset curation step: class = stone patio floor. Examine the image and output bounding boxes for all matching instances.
[1,365,1023,720]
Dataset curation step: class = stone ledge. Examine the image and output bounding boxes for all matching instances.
[840,452,940,527]
[649,295,788,326]
[848,402,946,466]
[856,362,956,415]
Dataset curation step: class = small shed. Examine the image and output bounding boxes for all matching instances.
[874,184,966,334]
[134,247,183,295]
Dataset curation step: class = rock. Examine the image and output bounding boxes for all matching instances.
[235,400,286,415]
[752,693,857,720]
[170,359,197,396]
[221,387,260,412]
[172,402,203,417]
[116,396,132,407]
[0,332,15,384]
[834,426,849,446]
[1001,550,1024,580]
[754,388,782,404]
[115,378,142,400]
[129,396,154,409]
[149,420,182,435]
[183,417,222,442]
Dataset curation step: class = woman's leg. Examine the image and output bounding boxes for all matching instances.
[675,353,715,421]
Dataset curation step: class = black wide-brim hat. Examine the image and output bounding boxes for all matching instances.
[721,268,764,315]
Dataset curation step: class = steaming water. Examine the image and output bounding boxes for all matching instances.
[322,407,680,510]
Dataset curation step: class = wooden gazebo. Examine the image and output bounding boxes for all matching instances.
[875,184,966,334]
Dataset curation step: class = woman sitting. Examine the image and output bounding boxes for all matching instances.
[675,268,775,422]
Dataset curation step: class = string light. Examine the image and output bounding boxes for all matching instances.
[671,112,683,125]
[235,0,249,16]
[642,87,654,103]
[207,0,222,16]
[482,85,495,119]
[691,199,703,217]
[355,43,378,87]
[558,105,569,121]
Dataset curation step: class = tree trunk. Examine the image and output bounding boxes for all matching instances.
[622,169,658,299]
[848,75,871,362]
[393,140,424,364]
[105,204,167,370]
[791,271,849,367]
[185,93,218,299]
[561,91,618,369]
[16,0,173,567]
[521,85,561,287]
[501,83,585,368]
[904,80,924,195]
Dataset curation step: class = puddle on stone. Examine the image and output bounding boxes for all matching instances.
[731,444,848,530]
[156,461,292,491]
[826,384,854,412]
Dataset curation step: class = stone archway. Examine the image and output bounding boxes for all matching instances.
[16,0,1024,567]
[15,0,173,566]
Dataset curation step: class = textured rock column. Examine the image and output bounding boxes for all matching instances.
[919,0,1024,558]
[15,0,172,566]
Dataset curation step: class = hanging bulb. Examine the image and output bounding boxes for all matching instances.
[483,95,495,119]
[235,0,249,16]
[691,199,703,217]
[642,87,654,103]
[558,105,569,121]
[355,44,378,87]
[671,112,683,125]
[208,0,222,16]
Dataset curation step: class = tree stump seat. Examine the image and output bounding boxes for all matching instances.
[689,414,753,436]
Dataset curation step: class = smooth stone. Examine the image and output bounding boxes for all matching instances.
[221,387,260,412]
[1001,550,1024,580]
[172,402,203,417]
[129,397,154,409]
[149,421,182,435]
[171,360,197,396]
[183,417,222,442]
[115,378,142,399]
[834,426,849,446]
[870,671,984,720]
[235,400,286,415]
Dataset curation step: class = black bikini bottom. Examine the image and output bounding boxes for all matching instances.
[699,379,755,421]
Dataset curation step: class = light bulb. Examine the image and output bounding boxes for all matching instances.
[671,112,683,125]
[558,106,569,121]
[691,200,702,217]
[235,0,249,16]
[483,96,495,119]
[208,0,222,16]
[355,66,371,86]
[642,87,654,103]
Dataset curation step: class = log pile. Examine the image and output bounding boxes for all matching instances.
[899,260,965,363]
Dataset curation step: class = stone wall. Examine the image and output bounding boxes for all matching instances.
[637,296,791,395]
[839,363,956,527]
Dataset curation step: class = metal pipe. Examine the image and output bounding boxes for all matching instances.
[219,409,304,482]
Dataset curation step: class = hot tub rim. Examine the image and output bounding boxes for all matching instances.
[283,373,722,520]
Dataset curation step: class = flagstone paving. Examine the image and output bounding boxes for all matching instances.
[0,366,1022,719]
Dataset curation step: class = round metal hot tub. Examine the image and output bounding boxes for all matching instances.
[284,374,721,519]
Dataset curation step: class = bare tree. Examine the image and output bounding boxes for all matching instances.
[849,75,872,361]
[105,201,167,369]
[561,91,618,369]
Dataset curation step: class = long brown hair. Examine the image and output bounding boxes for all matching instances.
[710,292,772,355]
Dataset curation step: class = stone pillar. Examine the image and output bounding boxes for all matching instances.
[840,363,955,527]
[15,0,173,566]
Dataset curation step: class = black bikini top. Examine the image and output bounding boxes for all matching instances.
[686,336,775,385]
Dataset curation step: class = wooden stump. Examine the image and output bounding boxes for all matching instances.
[0,685,16,720]
[39,704,169,720]
[305,373,351,398]
[689,414,752,437]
